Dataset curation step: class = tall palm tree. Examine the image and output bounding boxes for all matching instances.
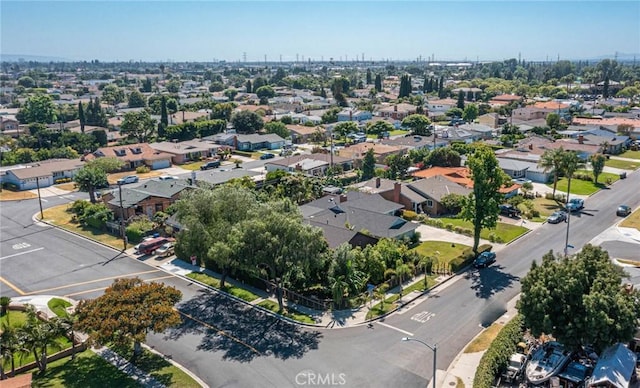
[561,151,585,201]
[19,306,65,373]
[0,323,20,378]
[538,147,565,197]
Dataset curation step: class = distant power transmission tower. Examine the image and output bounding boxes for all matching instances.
[243,52,247,63]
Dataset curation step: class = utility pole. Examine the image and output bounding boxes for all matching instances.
[118,182,127,251]
[35,176,44,220]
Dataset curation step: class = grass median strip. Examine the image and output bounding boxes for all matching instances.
[48,298,72,317]
[464,322,504,353]
[186,272,259,302]
[257,300,316,324]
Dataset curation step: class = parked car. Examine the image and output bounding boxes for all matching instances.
[134,237,155,253]
[502,353,527,383]
[617,205,632,217]
[158,175,178,181]
[154,242,174,257]
[473,252,497,268]
[200,160,221,170]
[117,175,139,185]
[565,198,584,212]
[449,118,465,126]
[137,237,171,255]
[260,153,275,160]
[547,211,567,224]
[499,204,521,218]
[512,178,532,185]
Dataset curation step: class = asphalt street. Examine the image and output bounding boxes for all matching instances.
[0,169,639,387]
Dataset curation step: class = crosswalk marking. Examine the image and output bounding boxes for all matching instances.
[411,311,435,323]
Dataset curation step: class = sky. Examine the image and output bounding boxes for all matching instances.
[1,1,639,62]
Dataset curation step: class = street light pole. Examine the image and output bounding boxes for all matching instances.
[402,337,437,388]
[35,176,44,220]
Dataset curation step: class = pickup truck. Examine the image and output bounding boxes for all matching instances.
[565,198,584,212]
[499,204,521,218]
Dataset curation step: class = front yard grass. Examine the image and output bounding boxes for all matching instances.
[550,171,620,195]
[412,241,470,265]
[365,299,398,320]
[41,204,132,250]
[54,182,78,191]
[437,218,528,243]
[110,344,201,388]
[605,158,640,170]
[32,349,140,388]
[257,300,316,324]
[620,208,640,231]
[619,150,640,160]
[186,272,260,302]
[0,189,37,201]
[464,322,504,353]
[0,310,28,328]
[528,197,564,221]
[178,161,206,171]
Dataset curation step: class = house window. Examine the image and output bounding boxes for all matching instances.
[53,171,64,178]
[155,203,163,212]
[426,200,433,207]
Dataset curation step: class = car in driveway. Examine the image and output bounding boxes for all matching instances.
[260,153,275,160]
[512,178,532,185]
[617,205,632,217]
[499,204,521,218]
[547,210,567,224]
[154,242,174,257]
[117,175,139,185]
[200,160,221,170]
[565,198,584,212]
[473,252,497,268]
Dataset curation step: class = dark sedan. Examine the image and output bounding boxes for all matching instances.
[617,205,632,217]
[473,252,497,269]
[547,211,567,224]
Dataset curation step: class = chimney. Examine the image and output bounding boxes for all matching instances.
[182,110,185,122]
[375,177,381,188]
[393,182,401,203]
[528,144,533,150]
[339,194,347,203]
[578,134,584,144]
[394,105,398,112]
[295,164,302,171]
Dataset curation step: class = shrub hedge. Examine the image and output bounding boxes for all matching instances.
[136,165,151,174]
[402,210,418,221]
[473,314,524,388]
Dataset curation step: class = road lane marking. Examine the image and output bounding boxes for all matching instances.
[411,311,436,323]
[64,286,108,297]
[0,276,26,295]
[376,321,414,337]
[177,310,262,356]
[0,247,44,261]
[27,269,161,294]
[12,242,31,250]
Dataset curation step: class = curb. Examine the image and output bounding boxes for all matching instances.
[142,343,210,388]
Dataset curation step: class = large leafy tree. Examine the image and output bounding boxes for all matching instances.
[239,200,328,311]
[101,84,125,105]
[462,104,479,122]
[589,153,606,184]
[518,245,640,352]
[538,147,564,197]
[402,114,431,136]
[16,94,57,124]
[264,121,290,139]
[333,121,358,140]
[231,110,263,134]
[461,145,509,254]
[175,185,258,287]
[75,157,124,203]
[367,120,394,137]
[120,110,156,143]
[427,146,461,167]
[75,277,182,359]
[127,90,147,108]
[328,244,367,308]
[384,154,411,180]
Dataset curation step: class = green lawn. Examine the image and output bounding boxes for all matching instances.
[48,298,71,318]
[365,299,398,320]
[257,300,316,324]
[110,344,201,388]
[0,310,28,328]
[2,336,72,372]
[437,218,529,243]
[528,197,564,221]
[605,158,640,170]
[186,272,260,302]
[412,241,470,265]
[32,349,140,388]
[620,207,640,231]
[551,171,620,195]
[619,150,640,160]
[178,161,206,171]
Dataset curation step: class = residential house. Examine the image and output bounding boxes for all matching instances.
[381,134,447,151]
[572,116,640,131]
[412,166,521,198]
[477,113,501,129]
[495,154,551,183]
[337,108,372,123]
[451,87,482,101]
[377,103,418,120]
[234,104,272,116]
[516,135,600,161]
[488,94,523,107]
[531,101,572,116]
[368,116,402,129]
[338,142,405,164]
[234,133,285,151]
[2,158,84,191]
[287,124,325,144]
[265,153,353,177]
[0,116,20,137]
[102,179,193,220]
[300,191,418,248]
[84,143,173,171]
[425,98,457,114]
[586,343,637,388]
[512,107,552,121]
[433,126,484,144]
[558,133,629,155]
[150,139,224,164]
[458,123,494,140]
[167,111,210,126]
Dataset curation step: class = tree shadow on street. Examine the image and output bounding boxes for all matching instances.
[465,265,520,299]
[163,289,322,363]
